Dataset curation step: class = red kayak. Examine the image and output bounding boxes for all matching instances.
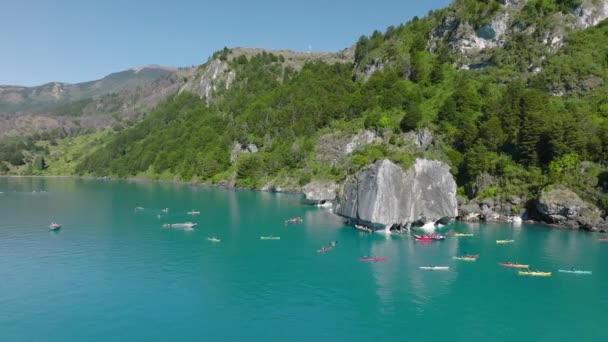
[317,247,333,253]
[359,257,387,262]
[463,254,479,259]
[414,234,431,241]
[414,234,444,242]
[599,238,608,242]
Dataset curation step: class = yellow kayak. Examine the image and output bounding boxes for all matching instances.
[454,233,474,237]
[519,271,552,277]
[496,240,515,244]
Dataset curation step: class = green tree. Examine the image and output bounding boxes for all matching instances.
[400,102,422,132]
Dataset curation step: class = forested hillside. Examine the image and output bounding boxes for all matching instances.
[3,0,608,215]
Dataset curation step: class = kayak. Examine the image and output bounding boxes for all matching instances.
[499,263,529,269]
[453,256,477,261]
[414,236,433,242]
[317,247,333,253]
[558,269,592,275]
[496,240,515,244]
[207,237,221,242]
[260,236,280,240]
[413,234,444,241]
[519,271,551,277]
[454,233,474,237]
[419,266,449,271]
[599,238,608,242]
[359,257,387,262]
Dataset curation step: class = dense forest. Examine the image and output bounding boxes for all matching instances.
[2,0,608,211]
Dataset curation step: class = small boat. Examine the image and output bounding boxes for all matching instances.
[284,217,303,225]
[413,234,445,241]
[454,233,474,237]
[134,206,144,211]
[496,240,515,244]
[419,266,450,271]
[359,257,387,262]
[187,210,200,215]
[329,241,338,247]
[453,256,477,261]
[260,236,281,240]
[207,237,221,242]
[49,223,62,230]
[161,208,169,213]
[558,269,592,275]
[317,247,333,253]
[519,271,551,277]
[499,263,529,269]
[171,222,197,228]
[414,236,432,242]
[355,225,373,233]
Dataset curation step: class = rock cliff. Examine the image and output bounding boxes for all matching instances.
[302,180,339,203]
[336,159,458,230]
[536,188,608,231]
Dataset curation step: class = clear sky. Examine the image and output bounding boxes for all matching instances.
[1,0,450,86]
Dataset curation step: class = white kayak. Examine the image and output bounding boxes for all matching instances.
[171,222,197,228]
[558,269,592,275]
[419,266,450,271]
[260,236,280,240]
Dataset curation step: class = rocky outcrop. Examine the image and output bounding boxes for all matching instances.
[315,130,380,166]
[302,180,339,202]
[344,130,379,155]
[428,0,608,67]
[179,59,235,103]
[361,58,384,79]
[230,143,259,163]
[574,0,608,29]
[401,129,433,149]
[336,159,458,229]
[536,188,608,231]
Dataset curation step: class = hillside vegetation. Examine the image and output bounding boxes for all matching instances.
[2,0,608,213]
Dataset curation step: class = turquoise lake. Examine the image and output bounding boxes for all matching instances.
[1,177,607,341]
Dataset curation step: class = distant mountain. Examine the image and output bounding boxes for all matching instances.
[0,66,177,114]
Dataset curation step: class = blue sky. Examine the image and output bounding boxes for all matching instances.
[1,0,450,86]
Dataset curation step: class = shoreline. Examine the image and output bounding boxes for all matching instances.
[2,175,606,234]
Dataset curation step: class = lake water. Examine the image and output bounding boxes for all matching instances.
[1,177,607,341]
